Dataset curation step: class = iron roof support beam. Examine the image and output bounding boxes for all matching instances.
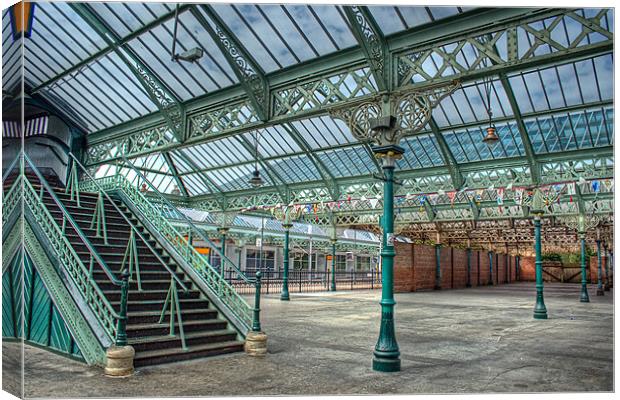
[69,3,187,143]
[162,152,189,198]
[429,118,464,189]
[30,4,193,95]
[234,135,290,201]
[498,74,540,184]
[192,5,270,121]
[172,151,228,208]
[281,123,341,200]
[343,5,390,91]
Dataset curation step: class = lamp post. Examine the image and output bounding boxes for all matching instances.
[488,250,494,286]
[434,232,442,290]
[596,230,604,296]
[281,223,292,301]
[217,227,229,278]
[330,238,337,292]
[466,238,472,288]
[578,215,590,303]
[531,189,548,319]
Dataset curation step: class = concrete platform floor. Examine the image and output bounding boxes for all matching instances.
[2,282,613,397]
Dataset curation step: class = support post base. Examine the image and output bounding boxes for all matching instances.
[245,331,267,357]
[104,345,135,377]
[604,283,610,291]
[434,286,441,290]
[533,311,548,320]
[372,356,401,372]
[465,283,472,288]
[596,288,605,296]
[280,293,290,301]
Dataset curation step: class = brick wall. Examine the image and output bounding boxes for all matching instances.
[589,255,608,285]
[394,243,517,292]
[519,256,536,281]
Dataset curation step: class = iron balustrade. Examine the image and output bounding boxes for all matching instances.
[67,153,192,348]
[226,269,382,295]
[20,154,129,346]
[78,163,259,334]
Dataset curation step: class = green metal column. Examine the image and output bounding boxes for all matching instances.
[609,249,613,289]
[604,244,610,291]
[579,232,590,303]
[596,239,604,296]
[488,251,494,285]
[217,227,228,277]
[533,216,548,319]
[330,239,337,292]
[516,255,520,281]
[434,244,442,290]
[466,245,472,288]
[371,146,402,373]
[281,224,292,301]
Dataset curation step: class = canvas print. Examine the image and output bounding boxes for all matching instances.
[1,1,614,398]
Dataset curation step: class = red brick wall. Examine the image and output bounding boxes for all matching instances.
[519,256,536,281]
[510,256,517,282]
[452,248,468,288]
[394,243,518,292]
[479,251,490,285]
[440,246,452,289]
[413,244,436,291]
[394,242,414,292]
[589,255,608,284]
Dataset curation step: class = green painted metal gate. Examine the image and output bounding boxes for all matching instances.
[2,249,84,361]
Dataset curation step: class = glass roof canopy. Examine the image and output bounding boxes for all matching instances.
[2,4,614,206]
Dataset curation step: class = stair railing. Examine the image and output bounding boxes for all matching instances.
[66,153,191,347]
[3,174,22,226]
[76,155,259,334]
[21,154,129,347]
[2,152,21,185]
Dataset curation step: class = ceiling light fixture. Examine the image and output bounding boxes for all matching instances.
[170,5,204,63]
[248,131,264,187]
[480,35,499,145]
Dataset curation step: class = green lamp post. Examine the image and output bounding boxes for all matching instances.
[371,142,403,372]
[217,227,229,278]
[578,215,590,303]
[466,238,472,288]
[330,238,337,292]
[531,189,548,319]
[488,250,494,285]
[281,223,292,301]
[434,233,442,290]
[596,230,604,296]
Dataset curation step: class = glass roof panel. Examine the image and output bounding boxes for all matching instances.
[179,137,254,170]
[398,134,446,169]
[88,2,175,38]
[433,79,511,128]
[291,116,357,149]
[527,107,614,154]
[316,146,375,178]
[181,172,213,196]
[205,163,273,191]
[443,121,525,162]
[2,11,22,91]
[269,155,322,183]
[242,126,301,158]
[508,54,613,115]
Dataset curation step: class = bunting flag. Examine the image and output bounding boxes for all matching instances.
[603,179,614,192]
[447,191,456,207]
[566,182,576,203]
[514,188,524,205]
[9,1,35,41]
[506,182,513,191]
[592,180,600,193]
[496,188,504,206]
[369,198,379,208]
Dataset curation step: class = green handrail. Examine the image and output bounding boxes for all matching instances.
[2,153,20,183]
[121,156,253,284]
[66,153,189,291]
[79,167,255,331]
[22,174,126,344]
[2,175,22,226]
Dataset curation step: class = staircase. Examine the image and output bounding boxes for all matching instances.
[15,171,244,367]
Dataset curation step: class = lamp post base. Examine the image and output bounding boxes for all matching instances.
[533,310,548,320]
[280,293,290,301]
[105,345,135,377]
[580,290,590,303]
[596,287,605,296]
[372,355,401,372]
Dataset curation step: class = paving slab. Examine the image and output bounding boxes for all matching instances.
[2,282,613,397]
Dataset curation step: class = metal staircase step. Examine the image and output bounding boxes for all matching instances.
[127,319,228,338]
[130,329,238,352]
[133,340,244,367]
[128,308,219,324]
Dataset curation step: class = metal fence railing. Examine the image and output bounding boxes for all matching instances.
[226,269,382,295]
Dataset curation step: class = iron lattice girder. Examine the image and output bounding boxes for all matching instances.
[342,5,390,91]
[191,5,269,122]
[184,149,612,213]
[84,7,613,165]
[69,3,186,143]
[162,151,189,197]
